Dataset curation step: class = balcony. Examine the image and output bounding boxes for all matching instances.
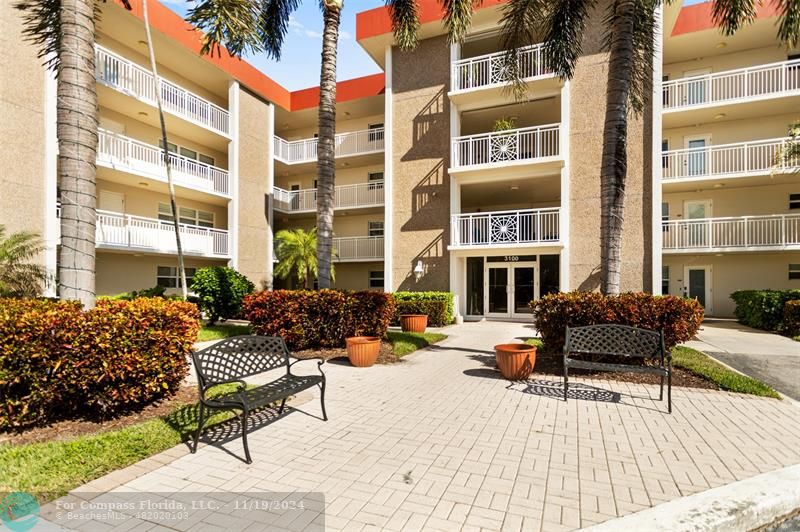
[662,59,800,127]
[449,44,561,109]
[95,210,229,258]
[97,129,230,197]
[95,45,230,137]
[450,208,561,249]
[273,181,384,214]
[273,128,385,165]
[334,236,384,262]
[662,215,800,253]
[450,124,562,180]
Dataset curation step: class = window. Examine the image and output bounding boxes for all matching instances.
[159,140,215,166]
[159,139,177,153]
[157,266,196,288]
[368,123,384,142]
[662,266,670,295]
[369,270,384,289]
[790,193,800,210]
[179,147,198,160]
[368,172,384,190]
[159,203,214,228]
[368,221,384,237]
[198,153,215,166]
[662,139,669,169]
[790,264,800,280]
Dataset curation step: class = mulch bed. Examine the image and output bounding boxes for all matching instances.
[293,342,400,365]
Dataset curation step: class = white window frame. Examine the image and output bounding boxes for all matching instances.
[369,270,384,289]
[790,264,800,280]
[368,123,384,142]
[790,193,800,210]
[662,265,670,295]
[159,139,215,166]
[158,202,215,228]
[368,221,384,237]
[157,265,197,288]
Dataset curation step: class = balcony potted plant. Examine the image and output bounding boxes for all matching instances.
[399,314,428,333]
[494,343,537,380]
[492,117,518,162]
[345,336,382,367]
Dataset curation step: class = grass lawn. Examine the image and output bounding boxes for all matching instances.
[387,331,447,357]
[197,323,251,342]
[0,385,240,502]
[671,346,780,398]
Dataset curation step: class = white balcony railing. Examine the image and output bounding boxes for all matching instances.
[273,128,385,164]
[273,181,385,213]
[334,236,384,261]
[95,45,230,136]
[662,215,800,251]
[662,137,799,181]
[451,124,560,168]
[663,59,800,110]
[97,129,230,195]
[451,43,552,91]
[451,208,561,247]
[96,210,229,257]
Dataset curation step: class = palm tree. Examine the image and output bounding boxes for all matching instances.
[274,228,327,289]
[187,0,344,289]
[387,0,799,295]
[0,226,49,298]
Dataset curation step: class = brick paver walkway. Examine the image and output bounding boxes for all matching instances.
[44,322,800,531]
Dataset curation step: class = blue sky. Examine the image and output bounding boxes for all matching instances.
[162,0,709,91]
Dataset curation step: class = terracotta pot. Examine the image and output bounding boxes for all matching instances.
[346,336,381,367]
[399,314,428,333]
[494,343,537,380]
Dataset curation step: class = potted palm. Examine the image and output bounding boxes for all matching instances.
[345,336,382,367]
[494,343,537,380]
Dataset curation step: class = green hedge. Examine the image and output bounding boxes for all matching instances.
[191,267,254,324]
[393,291,454,327]
[730,290,800,332]
[784,300,800,337]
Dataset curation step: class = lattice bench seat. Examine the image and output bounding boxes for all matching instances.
[191,335,327,463]
[563,324,672,413]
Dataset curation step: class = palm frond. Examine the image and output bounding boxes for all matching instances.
[776,0,800,47]
[0,226,48,298]
[258,0,302,59]
[442,0,480,45]
[385,0,421,50]
[186,0,265,57]
[710,0,756,36]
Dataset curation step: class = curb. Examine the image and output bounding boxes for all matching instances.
[583,463,800,531]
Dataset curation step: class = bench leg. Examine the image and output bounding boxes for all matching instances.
[192,402,206,454]
[660,374,665,401]
[668,369,672,414]
[240,410,252,464]
[563,360,569,402]
[278,398,287,415]
[320,381,328,421]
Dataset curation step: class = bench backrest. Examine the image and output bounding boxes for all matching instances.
[192,335,290,386]
[564,324,664,359]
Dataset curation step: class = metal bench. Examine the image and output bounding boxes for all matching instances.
[563,324,672,413]
[191,335,327,463]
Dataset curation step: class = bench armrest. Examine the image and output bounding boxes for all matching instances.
[201,378,247,399]
[288,356,326,376]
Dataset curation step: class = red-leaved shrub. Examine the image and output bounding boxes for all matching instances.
[532,291,704,352]
[243,290,395,350]
[0,297,199,430]
[784,300,800,337]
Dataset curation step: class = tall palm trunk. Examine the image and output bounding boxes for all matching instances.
[599,0,636,295]
[57,0,98,308]
[315,0,342,289]
[142,0,188,298]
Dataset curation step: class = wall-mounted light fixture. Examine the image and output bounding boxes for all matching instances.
[413,260,424,281]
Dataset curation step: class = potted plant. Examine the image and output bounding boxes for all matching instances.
[492,116,517,132]
[399,314,428,333]
[345,336,381,367]
[494,343,537,380]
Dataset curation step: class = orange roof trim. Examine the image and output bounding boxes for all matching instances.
[671,1,781,36]
[291,73,386,110]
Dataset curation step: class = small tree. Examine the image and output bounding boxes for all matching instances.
[190,266,254,324]
[0,226,49,298]
[274,228,334,289]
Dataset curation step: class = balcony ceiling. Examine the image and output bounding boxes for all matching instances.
[460,98,559,136]
[461,176,560,210]
[274,95,384,136]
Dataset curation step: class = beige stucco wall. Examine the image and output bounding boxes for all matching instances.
[663,252,800,317]
[568,1,654,292]
[274,212,383,239]
[0,5,48,239]
[96,252,225,295]
[664,112,798,149]
[333,262,383,290]
[664,46,793,81]
[237,88,272,289]
[663,183,798,219]
[281,114,385,141]
[274,162,384,191]
[391,36,452,291]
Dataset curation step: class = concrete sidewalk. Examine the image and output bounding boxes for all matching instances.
[686,319,800,400]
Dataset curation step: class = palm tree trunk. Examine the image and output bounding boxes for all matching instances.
[599,0,636,296]
[57,0,98,308]
[316,0,342,290]
[142,0,188,299]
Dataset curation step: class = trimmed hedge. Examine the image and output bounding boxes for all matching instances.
[191,266,255,324]
[0,298,200,430]
[243,290,395,350]
[532,291,704,352]
[784,300,800,337]
[393,291,454,327]
[730,290,800,332]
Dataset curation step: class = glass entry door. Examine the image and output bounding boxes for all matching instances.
[484,262,539,318]
[512,265,536,318]
[486,266,509,317]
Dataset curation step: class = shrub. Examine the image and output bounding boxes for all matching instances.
[784,300,800,337]
[105,285,168,300]
[730,290,800,332]
[243,290,395,350]
[191,267,255,324]
[0,297,199,430]
[393,291,454,326]
[532,291,704,352]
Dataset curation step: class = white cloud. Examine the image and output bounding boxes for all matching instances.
[304,29,323,39]
[339,30,352,40]
[288,16,303,29]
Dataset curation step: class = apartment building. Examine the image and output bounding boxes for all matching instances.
[661,2,800,316]
[2,0,794,318]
